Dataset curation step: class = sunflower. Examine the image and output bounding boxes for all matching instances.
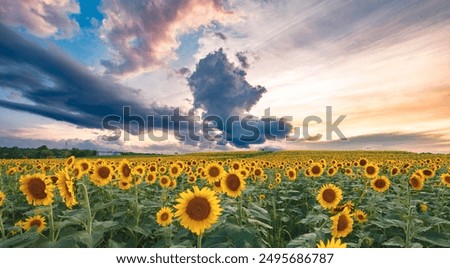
[132,164,146,177]
[330,207,353,238]
[0,191,6,206]
[22,215,47,233]
[317,237,347,248]
[76,159,91,175]
[118,180,133,190]
[156,207,174,227]
[440,173,450,187]
[90,164,113,186]
[230,161,241,171]
[409,174,424,190]
[145,172,157,184]
[317,184,343,209]
[65,156,76,169]
[391,167,399,176]
[174,186,222,235]
[353,209,368,223]
[327,167,338,177]
[204,163,226,183]
[221,172,245,198]
[259,194,266,200]
[358,158,368,167]
[370,176,390,192]
[285,167,297,181]
[364,163,379,179]
[159,175,171,188]
[19,174,55,206]
[56,170,77,209]
[417,203,428,213]
[309,163,324,177]
[188,175,197,184]
[169,163,183,178]
[253,167,264,178]
[118,160,132,182]
[420,169,435,180]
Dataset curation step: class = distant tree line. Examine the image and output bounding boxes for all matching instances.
[0,145,97,159]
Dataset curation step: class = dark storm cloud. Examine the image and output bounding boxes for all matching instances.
[236,51,249,68]
[188,49,292,148]
[188,48,266,118]
[0,23,172,131]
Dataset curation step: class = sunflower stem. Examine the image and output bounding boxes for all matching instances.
[48,203,57,242]
[81,183,93,235]
[134,181,141,226]
[238,195,243,227]
[404,183,413,248]
[0,210,5,240]
[197,233,203,248]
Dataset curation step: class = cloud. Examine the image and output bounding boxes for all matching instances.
[99,0,236,76]
[188,48,292,147]
[188,48,266,118]
[0,23,172,131]
[236,51,249,68]
[0,0,80,39]
[289,132,450,153]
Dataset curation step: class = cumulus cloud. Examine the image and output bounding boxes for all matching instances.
[188,49,292,147]
[188,49,266,118]
[0,23,172,131]
[99,0,236,76]
[0,0,80,39]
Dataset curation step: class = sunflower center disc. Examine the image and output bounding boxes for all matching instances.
[226,174,240,191]
[98,166,110,179]
[30,219,42,228]
[311,166,321,175]
[161,213,169,221]
[337,214,348,231]
[411,177,419,187]
[186,197,211,221]
[366,166,375,175]
[322,189,336,203]
[28,178,47,199]
[171,167,178,174]
[209,167,220,177]
[375,179,385,188]
[445,176,450,183]
[122,164,131,177]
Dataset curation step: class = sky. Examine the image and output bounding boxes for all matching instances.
[0,0,449,154]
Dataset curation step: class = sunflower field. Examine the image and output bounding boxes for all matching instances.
[0,151,449,248]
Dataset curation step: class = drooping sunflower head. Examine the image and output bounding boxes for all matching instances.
[56,169,77,209]
[353,209,368,223]
[370,176,391,193]
[90,164,113,187]
[440,173,450,187]
[417,203,428,214]
[317,183,343,209]
[330,207,354,238]
[174,186,222,235]
[22,215,47,233]
[205,163,226,183]
[364,163,379,179]
[409,174,424,190]
[19,174,55,206]
[118,180,133,190]
[316,237,347,248]
[221,172,245,198]
[156,207,174,227]
[0,191,6,207]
